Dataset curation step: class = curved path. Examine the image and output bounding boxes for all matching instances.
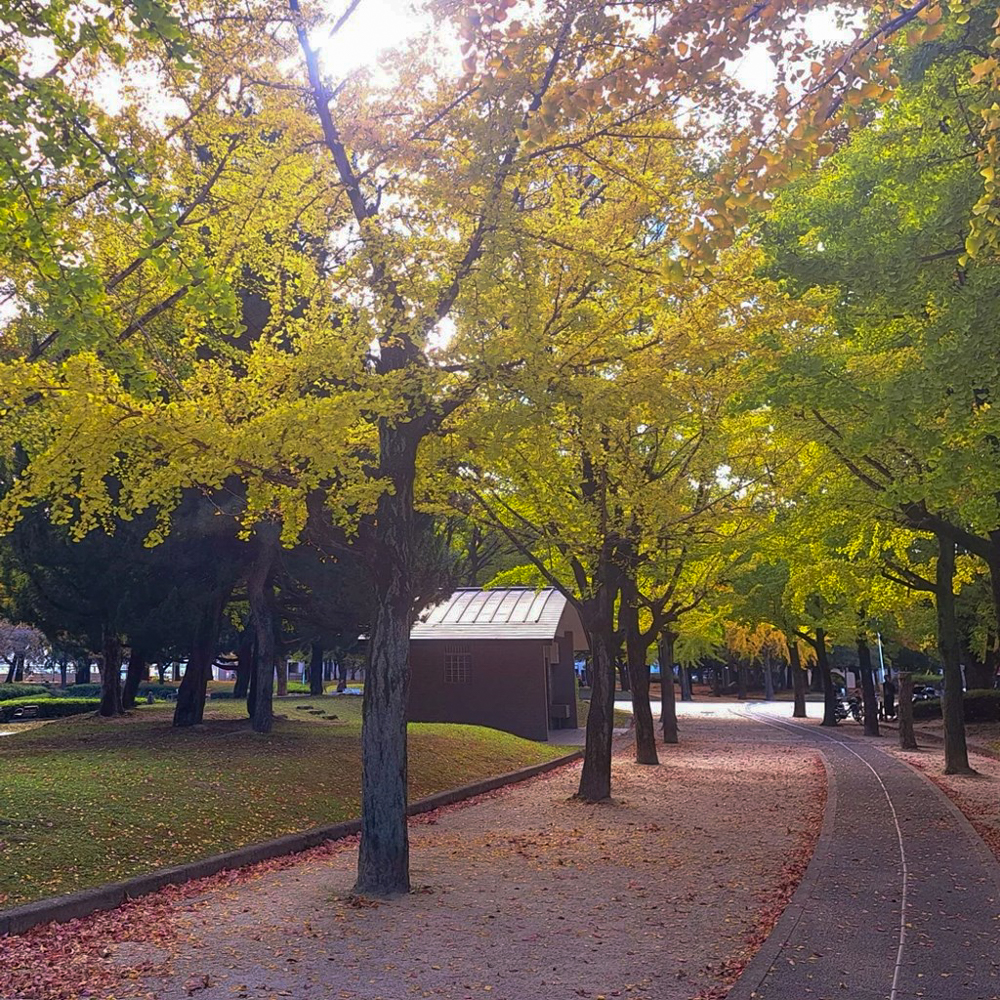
[730,705,1000,1000]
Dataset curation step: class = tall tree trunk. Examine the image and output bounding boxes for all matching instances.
[736,661,748,701]
[810,659,824,692]
[629,657,657,763]
[937,535,974,774]
[174,589,228,728]
[171,661,180,681]
[763,654,775,701]
[789,641,807,718]
[337,655,348,693]
[577,613,618,800]
[816,629,837,727]
[857,636,880,737]
[247,524,280,735]
[679,664,692,701]
[619,575,657,765]
[276,656,288,697]
[10,654,24,682]
[59,656,68,688]
[897,672,919,750]
[961,640,995,691]
[122,647,147,710]
[98,629,124,717]
[246,640,259,719]
[309,641,324,696]
[658,631,679,745]
[233,629,253,699]
[75,659,90,685]
[355,426,417,897]
[712,665,722,697]
[616,658,630,693]
[576,536,622,803]
[3,659,14,683]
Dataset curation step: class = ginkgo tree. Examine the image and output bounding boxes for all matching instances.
[755,16,1000,766]
[615,254,814,755]
[0,0,953,896]
[716,554,823,716]
[430,135,701,796]
[446,234,819,785]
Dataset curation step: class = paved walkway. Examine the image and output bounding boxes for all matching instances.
[730,705,1000,1000]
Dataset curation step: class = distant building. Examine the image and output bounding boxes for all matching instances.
[408,587,587,742]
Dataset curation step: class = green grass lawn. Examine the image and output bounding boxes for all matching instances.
[0,697,574,908]
[576,692,634,729]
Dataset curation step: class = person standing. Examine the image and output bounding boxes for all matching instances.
[883,675,897,720]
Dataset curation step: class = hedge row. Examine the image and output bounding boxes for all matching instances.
[0,683,50,702]
[58,683,180,699]
[7,679,338,704]
[911,689,1000,723]
[0,697,100,722]
[200,681,335,700]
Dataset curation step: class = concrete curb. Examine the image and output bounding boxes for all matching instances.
[726,718,838,1000]
[0,748,583,937]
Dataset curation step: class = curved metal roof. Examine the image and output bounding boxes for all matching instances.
[411,587,586,643]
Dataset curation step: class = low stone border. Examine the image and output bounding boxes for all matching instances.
[0,749,583,937]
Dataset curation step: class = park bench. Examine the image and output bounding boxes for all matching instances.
[11,704,39,720]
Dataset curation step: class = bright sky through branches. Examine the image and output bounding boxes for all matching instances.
[320,0,427,77]
[735,9,857,92]
[318,1,858,90]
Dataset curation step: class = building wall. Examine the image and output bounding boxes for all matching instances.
[548,630,579,729]
[408,638,550,742]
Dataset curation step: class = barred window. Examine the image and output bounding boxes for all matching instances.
[444,649,471,683]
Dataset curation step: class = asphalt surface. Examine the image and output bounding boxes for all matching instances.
[729,705,1000,1000]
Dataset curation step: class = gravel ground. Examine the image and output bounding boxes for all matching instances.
[0,717,824,1000]
[126,721,822,1000]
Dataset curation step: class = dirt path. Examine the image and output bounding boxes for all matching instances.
[128,719,821,1000]
[0,716,823,1000]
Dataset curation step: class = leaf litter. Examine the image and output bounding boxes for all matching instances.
[0,721,824,1000]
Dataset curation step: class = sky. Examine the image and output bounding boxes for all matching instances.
[317,1,858,91]
[21,2,858,120]
[320,0,427,77]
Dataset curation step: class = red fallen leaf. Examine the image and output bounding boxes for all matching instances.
[345,893,380,909]
[184,973,212,995]
[694,753,826,1000]
[0,834,363,1000]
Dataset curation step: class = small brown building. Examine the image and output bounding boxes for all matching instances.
[408,587,587,742]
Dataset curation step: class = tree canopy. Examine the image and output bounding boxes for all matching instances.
[1,0,997,890]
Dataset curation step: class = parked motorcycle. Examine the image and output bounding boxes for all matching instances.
[834,697,864,723]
